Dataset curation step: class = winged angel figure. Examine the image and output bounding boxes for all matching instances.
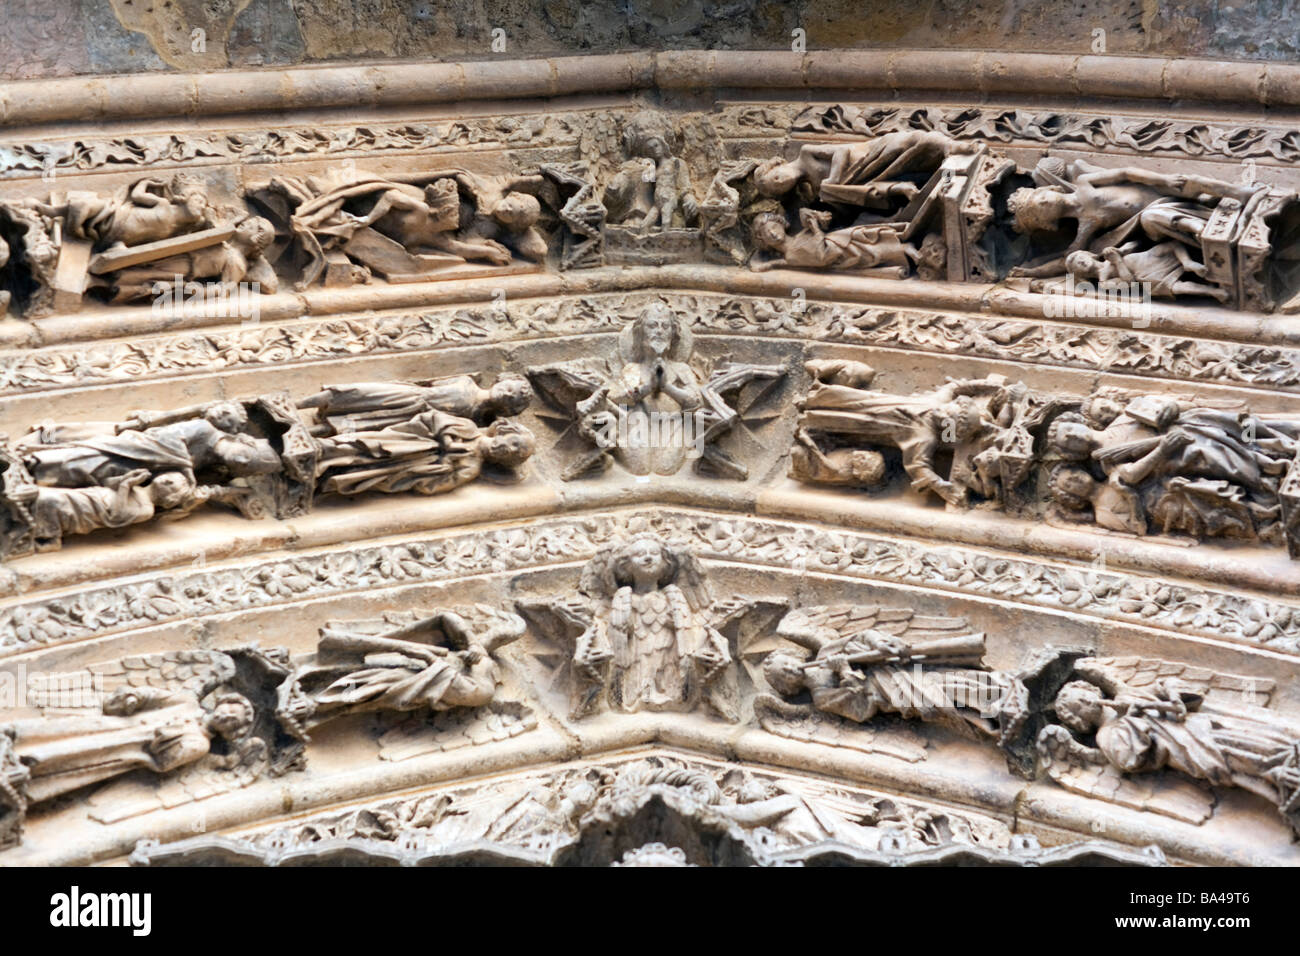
[274,606,530,762]
[517,535,786,720]
[1,646,300,837]
[1039,656,1299,832]
[527,302,786,480]
[757,605,1030,764]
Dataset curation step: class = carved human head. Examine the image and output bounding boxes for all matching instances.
[915,233,947,280]
[423,179,462,229]
[170,174,211,218]
[613,536,679,589]
[234,216,275,255]
[1006,186,1068,234]
[218,435,282,476]
[1053,680,1107,733]
[751,212,789,251]
[1047,465,1096,512]
[1065,249,1103,278]
[941,396,984,443]
[489,374,534,416]
[207,693,256,740]
[635,302,680,359]
[483,420,536,469]
[1046,412,1095,461]
[849,449,887,486]
[204,400,248,434]
[148,471,196,510]
[493,192,541,230]
[560,780,598,819]
[0,236,8,270]
[753,158,801,198]
[762,651,809,699]
[622,111,676,161]
[1082,393,1124,429]
[735,777,775,804]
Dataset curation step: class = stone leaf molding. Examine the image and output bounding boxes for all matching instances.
[786,104,1300,165]
[11,102,1300,180]
[9,291,1300,399]
[122,750,1168,868]
[4,509,1299,658]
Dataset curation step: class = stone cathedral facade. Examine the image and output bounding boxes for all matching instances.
[3,1,1300,868]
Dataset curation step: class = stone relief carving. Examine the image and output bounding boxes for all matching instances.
[517,534,783,720]
[123,752,1168,867]
[253,169,552,289]
[793,370,1300,559]
[0,605,533,847]
[1039,654,1298,835]
[1006,158,1289,311]
[0,175,280,316]
[529,301,786,479]
[273,606,530,754]
[758,604,1030,771]
[0,648,298,848]
[0,375,534,557]
[0,113,594,179]
[4,111,1299,317]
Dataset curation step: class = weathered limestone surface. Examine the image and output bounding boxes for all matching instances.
[5,43,1300,868]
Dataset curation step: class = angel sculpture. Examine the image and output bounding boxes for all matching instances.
[1039,656,1299,833]
[528,302,786,480]
[278,606,527,735]
[517,535,785,720]
[0,649,290,844]
[759,605,1030,758]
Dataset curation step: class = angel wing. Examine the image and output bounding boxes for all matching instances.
[704,361,787,424]
[753,694,928,762]
[1037,724,1215,825]
[1073,656,1275,708]
[318,605,525,657]
[526,363,606,421]
[515,596,603,718]
[31,650,236,712]
[376,700,537,762]
[776,604,982,658]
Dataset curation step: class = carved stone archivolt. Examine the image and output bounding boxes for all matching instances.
[6,68,1300,869]
[5,106,1300,319]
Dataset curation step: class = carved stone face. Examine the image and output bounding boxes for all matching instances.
[218,436,282,476]
[754,160,800,198]
[1054,681,1106,733]
[485,426,535,467]
[1049,467,1096,511]
[1052,420,1095,459]
[641,309,676,357]
[208,697,254,739]
[1065,250,1102,277]
[205,401,248,434]
[490,376,533,415]
[494,192,540,229]
[1083,396,1123,429]
[762,652,807,698]
[624,539,669,583]
[752,214,787,251]
[148,472,193,509]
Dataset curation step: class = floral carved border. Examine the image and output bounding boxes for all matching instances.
[3,509,1296,657]
[4,293,1300,398]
